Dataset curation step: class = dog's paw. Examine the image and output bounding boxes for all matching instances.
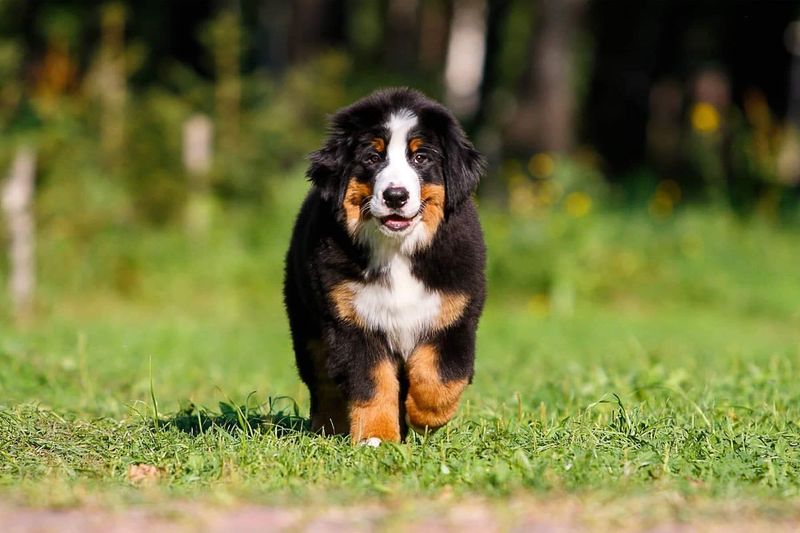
[359,437,382,447]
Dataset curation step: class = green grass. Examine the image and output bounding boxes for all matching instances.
[2,178,800,518]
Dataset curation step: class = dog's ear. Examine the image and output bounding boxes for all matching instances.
[443,124,485,213]
[425,106,485,213]
[307,138,345,203]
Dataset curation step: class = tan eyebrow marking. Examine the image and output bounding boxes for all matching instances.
[409,137,423,153]
[372,138,385,153]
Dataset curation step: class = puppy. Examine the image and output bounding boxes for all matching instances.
[283,88,486,445]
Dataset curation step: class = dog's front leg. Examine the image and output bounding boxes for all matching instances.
[405,325,474,434]
[324,326,401,445]
[348,357,401,445]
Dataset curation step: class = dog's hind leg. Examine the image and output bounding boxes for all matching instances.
[307,340,348,435]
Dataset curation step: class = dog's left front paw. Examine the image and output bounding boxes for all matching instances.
[358,437,383,447]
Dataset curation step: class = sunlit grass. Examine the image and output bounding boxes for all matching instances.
[1,181,800,515]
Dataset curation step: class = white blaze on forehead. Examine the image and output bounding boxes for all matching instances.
[385,110,417,166]
[370,109,421,219]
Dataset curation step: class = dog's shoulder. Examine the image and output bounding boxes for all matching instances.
[410,199,486,294]
[287,189,367,288]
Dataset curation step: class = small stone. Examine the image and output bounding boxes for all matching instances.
[127,463,163,486]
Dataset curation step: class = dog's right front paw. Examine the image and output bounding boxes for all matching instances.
[358,437,383,447]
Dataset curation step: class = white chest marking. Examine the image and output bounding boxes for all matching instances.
[350,255,440,358]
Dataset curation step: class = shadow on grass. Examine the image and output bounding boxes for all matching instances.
[158,395,309,437]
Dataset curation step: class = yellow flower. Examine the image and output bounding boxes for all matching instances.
[565,192,592,217]
[691,102,721,133]
[528,153,555,178]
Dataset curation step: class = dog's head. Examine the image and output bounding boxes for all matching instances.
[307,88,484,250]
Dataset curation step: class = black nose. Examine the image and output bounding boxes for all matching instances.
[383,187,409,208]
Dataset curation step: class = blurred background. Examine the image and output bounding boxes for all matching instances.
[0,0,799,350]
[3,2,800,503]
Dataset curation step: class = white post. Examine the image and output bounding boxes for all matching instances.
[443,0,487,119]
[182,114,214,236]
[2,145,37,319]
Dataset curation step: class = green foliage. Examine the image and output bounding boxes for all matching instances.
[123,92,189,224]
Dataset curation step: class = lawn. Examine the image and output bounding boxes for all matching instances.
[2,176,800,526]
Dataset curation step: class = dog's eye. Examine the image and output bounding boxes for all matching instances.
[413,153,428,165]
[365,154,381,165]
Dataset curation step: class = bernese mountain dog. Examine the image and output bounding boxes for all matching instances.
[283,88,486,445]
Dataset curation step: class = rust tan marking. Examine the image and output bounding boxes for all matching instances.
[372,137,385,153]
[349,359,401,443]
[420,183,445,236]
[408,137,423,153]
[405,344,467,432]
[436,292,469,330]
[343,177,372,236]
[329,282,364,328]
[308,340,348,435]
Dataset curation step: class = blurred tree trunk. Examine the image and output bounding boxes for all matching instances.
[288,0,346,63]
[470,0,511,132]
[583,1,685,180]
[98,3,127,174]
[258,0,292,72]
[2,146,36,321]
[505,0,586,155]
[787,26,800,135]
[208,8,242,154]
[778,24,800,185]
[384,0,420,72]
[418,0,450,72]
[443,0,487,119]
[469,0,512,204]
[183,114,214,238]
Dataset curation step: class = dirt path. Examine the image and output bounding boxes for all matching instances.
[2,499,799,532]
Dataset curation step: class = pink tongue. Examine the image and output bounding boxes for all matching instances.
[383,215,411,230]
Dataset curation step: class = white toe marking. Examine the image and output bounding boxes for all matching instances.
[360,437,383,447]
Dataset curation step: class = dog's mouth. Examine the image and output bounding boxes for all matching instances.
[380,214,415,232]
